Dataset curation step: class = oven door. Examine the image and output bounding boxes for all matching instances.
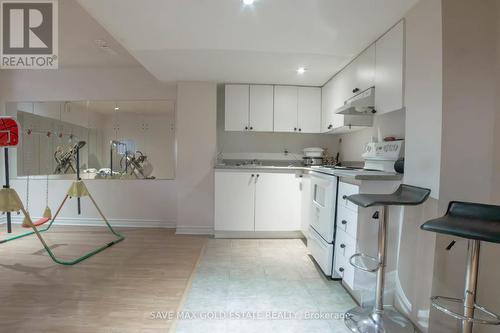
[310,172,338,243]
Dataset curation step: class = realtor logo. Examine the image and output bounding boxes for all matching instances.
[1,0,58,69]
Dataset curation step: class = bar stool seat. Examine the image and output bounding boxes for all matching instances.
[347,184,431,208]
[344,184,431,333]
[421,201,500,333]
[421,201,500,243]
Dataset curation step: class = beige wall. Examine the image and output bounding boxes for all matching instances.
[430,1,500,333]
[176,82,217,234]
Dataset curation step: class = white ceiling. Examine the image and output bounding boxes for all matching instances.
[77,0,418,85]
[58,0,139,68]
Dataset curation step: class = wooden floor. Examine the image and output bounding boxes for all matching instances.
[0,225,207,333]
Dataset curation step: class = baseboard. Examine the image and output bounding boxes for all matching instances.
[2,215,175,229]
[214,230,303,239]
[176,226,214,235]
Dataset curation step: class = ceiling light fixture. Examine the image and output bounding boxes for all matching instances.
[297,67,307,75]
[114,106,120,111]
[242,0,255,6]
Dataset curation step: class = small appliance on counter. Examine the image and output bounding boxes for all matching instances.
[302,147,324,166]
[302,156,323,166]
[362,140,404,172]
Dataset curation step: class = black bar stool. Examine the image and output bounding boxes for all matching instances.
[421,201,500,333]
[344,184,431,333]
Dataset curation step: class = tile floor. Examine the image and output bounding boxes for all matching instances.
[175,238,355,333]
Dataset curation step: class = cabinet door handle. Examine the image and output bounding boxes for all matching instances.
[251,174,255,177]
[328,124,333,130]
[352,88,360,94]
[298,128,302,132]
[249,126,253,130]
[256,174,260,178]
[342,195,347,200]
[245,126,248,130]
[340,244,346,249]
[341,220,347,225]
[294,127,297,131]
[339,267,344,272]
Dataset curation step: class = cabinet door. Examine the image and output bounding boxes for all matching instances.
[298,87,321,133]
[353,44,376,93]
[215,172,255,231]
[375,21,404,114]
[249,85,274,132]
[225,84,249,131]
[255,173,301,231]
[321,79,334,132]
[273,86,298,132]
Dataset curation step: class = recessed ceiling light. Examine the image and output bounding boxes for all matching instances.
[114,107,120,111]
[297,67,307,75]
[242,0,255,6]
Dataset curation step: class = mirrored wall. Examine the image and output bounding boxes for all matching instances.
[5,100,176,180]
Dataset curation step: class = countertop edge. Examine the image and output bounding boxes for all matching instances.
[214,166,403,181]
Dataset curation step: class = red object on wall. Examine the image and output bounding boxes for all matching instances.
[0,118,19,147]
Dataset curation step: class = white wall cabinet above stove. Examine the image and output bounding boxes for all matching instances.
[274,86,322,133]
[224,84,274,132]
[321,20,405,132]
[375,21,405,115]
[214,170,301,235]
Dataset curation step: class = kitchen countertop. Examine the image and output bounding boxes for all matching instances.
[214,163,403,181]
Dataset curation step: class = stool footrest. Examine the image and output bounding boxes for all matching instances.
[349,253,380,273]
[431,296,500,325]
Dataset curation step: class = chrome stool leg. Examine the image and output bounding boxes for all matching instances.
[345,207,415,333]
[430,240,500,333]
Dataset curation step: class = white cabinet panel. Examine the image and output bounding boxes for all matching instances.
[338,181,360,213]
[255,173,301,231]
[298,87,321,133]
[354,44,376,93]
[300,175,312,234]
[321,79,334,132]
[225,84,249,131]
[215,172,255,231]
[249,85,274,132]
[375,21,404,114]
[274,86,298,132]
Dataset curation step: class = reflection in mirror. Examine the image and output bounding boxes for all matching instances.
[5,100,175,180]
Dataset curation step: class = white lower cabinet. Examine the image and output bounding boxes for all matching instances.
[215,170,301,233]
[214,171,255,231]
[255,173,301,231]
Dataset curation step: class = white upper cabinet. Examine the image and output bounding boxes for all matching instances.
[321,79,335,132]
[225,84,274,131]
[332,44,376,109]
[249,85,274,132]
[225,84,249,131]
[354,44,376,94]
[226,84,321,133]
[375,21,404,114]
[298,87,321,133]
[274,85,298,132]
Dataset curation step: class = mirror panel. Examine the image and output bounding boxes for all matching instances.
[6,100,175,180]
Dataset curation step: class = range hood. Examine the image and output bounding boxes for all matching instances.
[336,87,376,115]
